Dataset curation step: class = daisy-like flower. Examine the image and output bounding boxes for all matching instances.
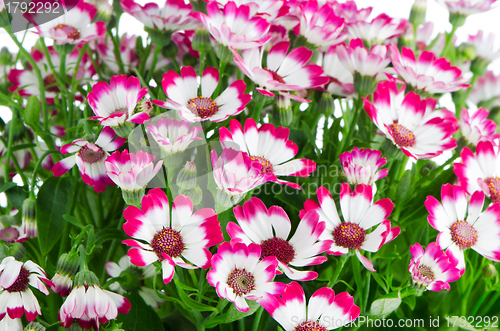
[105,255,165,309]
[153,66,251,122]
[468,71,500,108]
[339,147,388,186]
[293,0,345,49]
[467,30,500,63]
[460,107,498,146]
[207,241,285,312]
[331,0,372,24]
[193,1,271,50]
[122,188,223,284]
[301,184,400,272]
[390,43,470,94]
[321,44,355,97]
[0,315,22,331]
[363,80,459,159]
[120,0,200,32]
[88,75,149,136]
[347,14,406,46]
[228,197,331,281]
[219,118,316,189]
[52,127,126,193]
[409,242,461,291]
[147,117,203,156]
[0,257,53,322]
[454,141,500,204]
[214,0,288,23]
[425,184,500,274]
[232,41,329,101]
[436,0,499,16]
[0,223,26,243]
[50,252,80,297]
[29,1,105,44]
[258,281,360,330]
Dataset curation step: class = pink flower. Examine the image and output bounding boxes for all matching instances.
[390,43,470,94]
[363,80,458,159]
[409,242,461,291]
[220,118,316,189]
[301,185,400,272]
[147,117,203,155]
[331,0,372,24]
[122,188,223,284]
[339,147,388,186]
[0,257,53,322]
[321,45,355,97]
[0,315,22,331]
[468,71,500,108]
[153,66,251,122]
[193,1,271,50]
[436,0,499,15]
[207,241,285,312]
[232,41,329,101]
[347,14,406,46]
[0,223,26,243]
[425,184,500,274]
[467,30,500,63]
[88,75,149,127]
[214,0,288,22]
[460,107,498,146]
[52,127,126,193]
[228,197,331,281]
[258,281,360,330]
[336,38,391,79]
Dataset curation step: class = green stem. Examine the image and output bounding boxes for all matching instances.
[79,244,89,271]
[328,254,349,287]
[213,61,227,97]
[3,110,17,184]
[352,256,364,313]
[133,67,156,99]
[146,45,160,86]
[29,150,58,198]
[338,97,362,157]
[251,306,264,331]
[470,291,489,316]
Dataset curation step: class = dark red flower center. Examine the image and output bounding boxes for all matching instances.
[260,237,295,265]
[227,268,255,296]
[0,227,20,243]
[450,220,477,249]
[187,97,219,119]
[332,222,366,250]
[43,74,60,93]
[151,227,185,260]
[250,155,274,174]
[5,266,30,293]
[54,24,81,40]
[294,320,328,331]
[417,264,435,281]
[78,144,105,164]
[389,122,416,148]
[264,68,286,84]
[484,177,500,204]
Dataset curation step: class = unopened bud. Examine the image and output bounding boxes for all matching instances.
[51,252,79,297]
[409,0,427,26]
[192,30,212,53]
[177,161,197,190]
[273,94,293,126]
[419,161,438,176]
[0,47,12,65]
[483,264,497,279]
[184,185,203,206]
[22,197,37,238]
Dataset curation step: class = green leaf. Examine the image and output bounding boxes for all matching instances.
[63,214,83,229]
[0,182,17,193]
[174,279,217,312]
[396,170,412,205]
[369,291,401,318]
[225,300,260,323]
[116,292,164,331]
[24,95,40,129]
[95,229,124,246]
[5,185,28,210]
[36,177,74,255]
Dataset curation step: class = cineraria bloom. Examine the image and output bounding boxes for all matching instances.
[460,107,498,146]
[193,1,271,50]
[363,80,458,159]
[104,150,164,193]
[436,0,498,15]
[207,241,285,312]
[52,127,126,193]
[339,147,388,186]
[228,197,331,281]
[264,24,290,52]
[347,14,406,46]
[293,0,345,49]
[120,0,200,32]
[105,255,165,309]
[468,71,500,108]
[454,141,500,204]
[214,0,288,22]
[425,184,500,275]
[219,118,316,189]
[153,66,251,122]
[390,43,470,94]
[122,188,223,284]
[29,1,105,44]
[88,75,149,130]
[258,281,360,331]
[409,242,461,291]
[147,117,203,155]
[467,30,500,63]
[301,185,400,272]
[321,44,355,97]
[331,0,372,24]
[232,42,329,102]
[0,223,26,243]
[0,315,22,331]
[0,257,52,322]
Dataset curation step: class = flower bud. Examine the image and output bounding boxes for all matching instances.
[318,93,335,117]
[274,94,293,126]
[177,161,197,190]
[183,185,203,206]
[0,47,12,65]
[192,30,212,53]
[409,0,427,27]
[419,161,437,176]
[51,252,79,297]
[22,197,37,238]
[483,264,497,279]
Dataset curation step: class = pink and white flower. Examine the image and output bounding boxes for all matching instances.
[258,281,360,330]
[52,127,126,193]
[193,1,271,50]
[331,0,372,24]
[120,0,200,32]
[153,66,251,122]
[468,71,500,108]
[409,242,461,291]
[213,0,288,23]
[232,42,329,102]
[425,184,500,274]
[0,315,22,331]
[88,75,149,128]
[29,1,105,44]
[467,30,500,63]
[301,185,400,272]
[104,150,163,193]
[220,118,316,189]
[321,44,355,97]
[122,188,223,284]
[460,107,498,146]
[207,241,285,312]
[454,141,500,204]
[147,117,203,155]
[340,147,388,186]
[0,257,53,322]
[390,43,470,94]
[436,0,499,15]
[228,197,331,281]
[347,14,406,46]
[363,80,459,159]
